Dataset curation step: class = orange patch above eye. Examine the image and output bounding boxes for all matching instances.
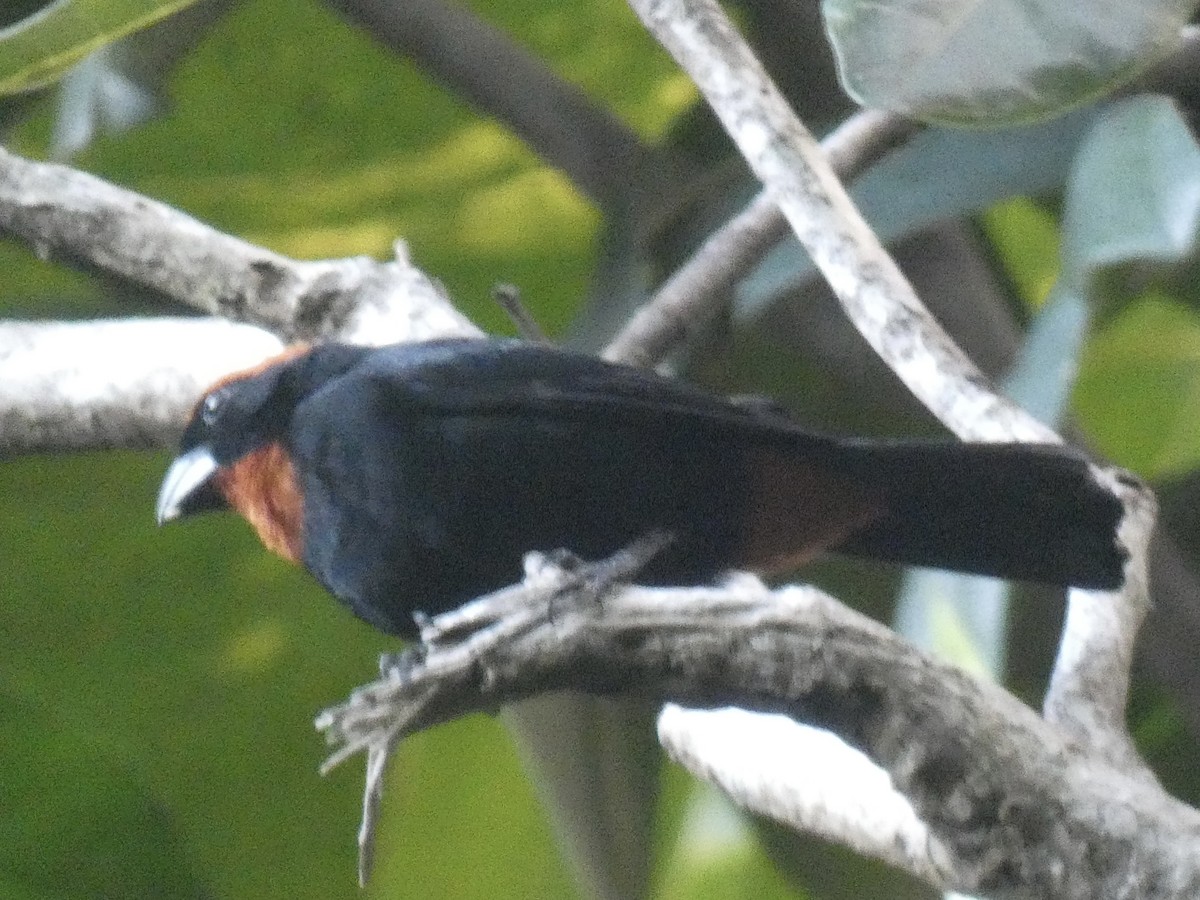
[215,442,305,564]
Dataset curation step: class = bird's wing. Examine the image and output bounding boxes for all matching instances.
[347,338,814,439]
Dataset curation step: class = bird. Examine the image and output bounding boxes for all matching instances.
[156,337,1128,637]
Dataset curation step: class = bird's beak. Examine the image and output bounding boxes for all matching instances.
[157,446,221,525]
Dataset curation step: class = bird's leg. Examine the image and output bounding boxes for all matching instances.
[418,530,676,645]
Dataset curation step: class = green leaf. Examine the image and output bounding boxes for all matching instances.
[0,0,200,95]
[980,198,1062,311]
[1074,295,1200,479]
[1060,95,1200,291]
[1055,97,1200,476]
[737,109,1099,320]
[823,0,1198,125]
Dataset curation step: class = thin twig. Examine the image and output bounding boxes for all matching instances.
[491,283,549,344]
[320,533,672,883]
[603,109,918,367]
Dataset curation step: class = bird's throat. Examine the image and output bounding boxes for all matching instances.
[215,443,305,564]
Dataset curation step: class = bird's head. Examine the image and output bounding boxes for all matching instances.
[156,347,306,523]
[156,343,369,562]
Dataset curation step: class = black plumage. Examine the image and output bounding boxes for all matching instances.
[157,338,1127,637]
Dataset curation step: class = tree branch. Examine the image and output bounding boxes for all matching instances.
[1045,468,1158,773]
[0,148,481,454]
[318,559,1200,899]
[0,147,474,345]
[603,108,918,367]
[0,7,1181,892]
[625,0,1157,778]
[628,0,1044,443]
[0,318,281,453]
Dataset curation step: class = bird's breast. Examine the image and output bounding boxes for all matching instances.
[215,443,306,564]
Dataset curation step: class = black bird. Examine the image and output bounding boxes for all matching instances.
[156,338,1127,636]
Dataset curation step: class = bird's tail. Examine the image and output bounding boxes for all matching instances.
[825,440,1128,589]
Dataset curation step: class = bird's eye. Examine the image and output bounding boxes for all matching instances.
[201,392,224,425]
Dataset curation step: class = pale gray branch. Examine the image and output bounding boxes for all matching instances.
[0,318,281,453]
[603,109,919,368]
[0,12,1179,894]
[1045,469,1158,773]
[318,564,1200,900]
[626,0,1156,782]
[628,0,1045,444]
[0,147,475,345]
[0,148,482,454]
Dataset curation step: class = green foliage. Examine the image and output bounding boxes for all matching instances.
[824,0,1199,124]
[0,695,205,899]
[1061,98,1200,477]
[983,98,1200,476]
[1076,296,1200,479]
[980,198,1061,310]
[0,0,200,93]
[1,451,382,898]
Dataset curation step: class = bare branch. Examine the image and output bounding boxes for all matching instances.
[0,318,282,454]
[0,9,1182,891]
[318,562,1200,899]
[0,147,475,345]
[628,0,1043,443]
[323,0,651,209]
[657,705,946,883]
[0,148,484,455]
[603,109,918,367]
[1045,470,1157,771]
[626,0,1157,780]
